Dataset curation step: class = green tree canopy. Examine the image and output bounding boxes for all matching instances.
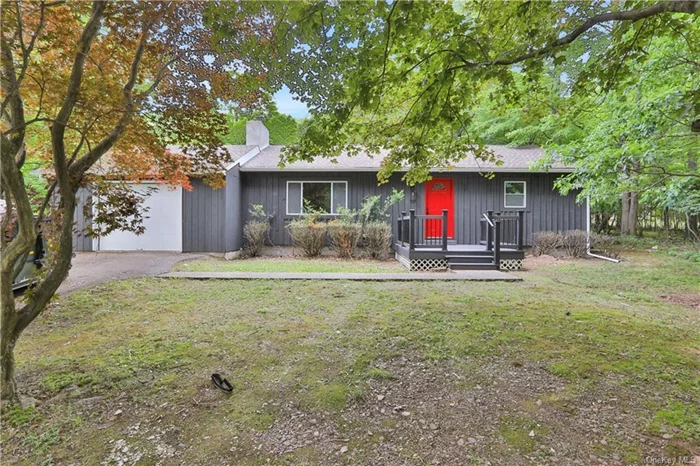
[220,101,300,145]
[210,0,698,185]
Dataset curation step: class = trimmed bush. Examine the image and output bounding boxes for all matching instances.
[243,222,268,257]
[561,230,588,258]
[327,221,362,258]
[532,231,562,256]
[363,222,393,260]
[288,217,328,257]
[243,205,269,257]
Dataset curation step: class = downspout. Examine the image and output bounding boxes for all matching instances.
[586,195,620,263]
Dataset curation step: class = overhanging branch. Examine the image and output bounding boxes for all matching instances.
[451,1,699,70]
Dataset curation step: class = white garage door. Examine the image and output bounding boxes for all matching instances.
[95,183,182,251]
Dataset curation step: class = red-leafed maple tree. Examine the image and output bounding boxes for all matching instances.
[1,0,274,403]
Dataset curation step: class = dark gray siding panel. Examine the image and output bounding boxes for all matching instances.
[415,172,585,245]
[240,171,585,246]
[73,188,93,252]
[240,172,414,246]
[182,178,226,252]
[225,166,243,251]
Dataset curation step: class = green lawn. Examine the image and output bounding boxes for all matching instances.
[174,256,408,273]
[2,252,699,465]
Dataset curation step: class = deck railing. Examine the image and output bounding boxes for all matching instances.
[397,209,449,251]
[481,210,524,250]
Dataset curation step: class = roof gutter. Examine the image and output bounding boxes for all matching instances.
[238,166,575,173]
[586,195,621,263]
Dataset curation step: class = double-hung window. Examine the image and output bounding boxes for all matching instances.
[504,181,526,208]
[286,181,348,215]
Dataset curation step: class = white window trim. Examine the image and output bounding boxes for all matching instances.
[286,181,348,216]
[504,181,527,209]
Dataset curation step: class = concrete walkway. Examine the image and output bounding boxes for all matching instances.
[158,271,521,281]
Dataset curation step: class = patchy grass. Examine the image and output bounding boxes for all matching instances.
[173,256,407,273]
[611,234,700,262]
[313,384,364,411]
[2,251,698,465]
[2,405,38,428]
[498,414,544,454]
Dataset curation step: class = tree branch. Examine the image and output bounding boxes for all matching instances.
[0,134,36,273]
[70,24,151,176]
[450,1,699,71]
[1,0,48,120]
[13,0,108,333]
[630,165,700,178]
[380,0,399,81]
[34,180,57,227]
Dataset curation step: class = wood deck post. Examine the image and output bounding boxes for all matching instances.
[494,220,501,270]
[517,210,524,250]
[441,209,448,251]
[486,210,493,251]
[409,209,416,251]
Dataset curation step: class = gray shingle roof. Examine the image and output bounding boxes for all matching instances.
[239,145,572,172]
[87,145,258,176]
[165,144,258,172]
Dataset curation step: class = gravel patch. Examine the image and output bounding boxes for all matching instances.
[250,353,683,465]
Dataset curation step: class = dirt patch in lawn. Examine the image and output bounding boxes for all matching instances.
[247,352,679,465]
[523,254,575,269]
[660,293,700,311]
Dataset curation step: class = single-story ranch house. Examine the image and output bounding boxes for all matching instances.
[73,121,587,270]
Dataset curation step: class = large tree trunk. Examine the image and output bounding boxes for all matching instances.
[620,191,639,236]
[1,199,76,405]
[688,122,698,238]
[1,274,20,402]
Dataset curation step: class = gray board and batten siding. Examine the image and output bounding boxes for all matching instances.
[240,171,413,247]
[182,177,227,253]
[73,170,584,253]
[239,171,586,247]
[182,167,244,253]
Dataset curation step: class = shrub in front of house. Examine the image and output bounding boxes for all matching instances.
[288,215,328,257]
[363,221,393,259]
[243,204,269,257]
[532,231,562,256]
[356,190,404,257]
[327,221,362,259]
[358,189,405,225]
[561,230,589,258]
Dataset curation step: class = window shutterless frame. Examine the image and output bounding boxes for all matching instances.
[286,181,349,215]
[504,181,526,208]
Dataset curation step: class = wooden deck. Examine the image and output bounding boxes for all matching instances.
[394,242,524,260]
[395,209,525,271]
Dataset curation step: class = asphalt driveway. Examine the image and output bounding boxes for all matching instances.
[58,252,202,295]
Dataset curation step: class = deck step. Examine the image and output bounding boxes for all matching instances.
[445,253,494,259]
[447,256,494,264]
[449,262,497,270]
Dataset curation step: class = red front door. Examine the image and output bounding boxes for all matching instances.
[425,178,454,238]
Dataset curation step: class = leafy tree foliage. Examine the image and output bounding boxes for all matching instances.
[211,0,698,185]
[0,0,273,403]
[221,104,300,145]
[473,30,699,232]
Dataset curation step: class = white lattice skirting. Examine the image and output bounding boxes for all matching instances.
[499,259,523,270]
[395,253,448,272]
[396,253,522,271]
